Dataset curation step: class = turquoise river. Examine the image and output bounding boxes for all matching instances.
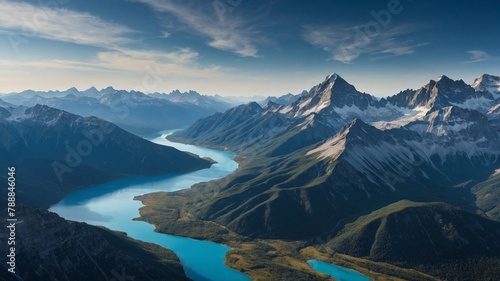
[50,131,371,281]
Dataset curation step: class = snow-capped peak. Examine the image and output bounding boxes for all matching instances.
[326,73,341,84]
[437,75,451,82]
[289,72,379,119]
[472,74,500,95]
[101,86,117,94]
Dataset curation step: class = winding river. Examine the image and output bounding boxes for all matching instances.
[50,131,372,281]
[50,131,251,281]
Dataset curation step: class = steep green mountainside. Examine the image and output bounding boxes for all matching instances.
[329,200,500,281]
[168,102,289,153]
[472,173,500,221]
[151,73,500,279]
[171,118,498,240]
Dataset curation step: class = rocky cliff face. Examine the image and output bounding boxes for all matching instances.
[167,73,500,240]
[472,74,500,97]
[0,206,189,281]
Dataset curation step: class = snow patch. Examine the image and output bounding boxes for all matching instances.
[6,107,31,121]
[488,104,500,115]
[279,105,293,114]
[299,114,316,130]
[449,97,495,113]
[372,106,429,130]
[298,97,313,110]
[307,135,346,160]
[491,169,500,178]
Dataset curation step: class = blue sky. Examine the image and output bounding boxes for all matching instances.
[0,0,499,97]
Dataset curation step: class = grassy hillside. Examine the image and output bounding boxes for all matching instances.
[472,172,500,221]
[330,200,500,281]
[135,192,443,281]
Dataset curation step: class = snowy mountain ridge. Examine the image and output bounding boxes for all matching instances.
[0,87,233,135]
[472,74,500,96]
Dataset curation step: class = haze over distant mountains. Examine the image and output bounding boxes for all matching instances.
[0,84,238,279]
[0,104,213,208]
[0,87,232,135]
[2,72,500,280]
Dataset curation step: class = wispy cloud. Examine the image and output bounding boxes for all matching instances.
[0,0,224,87]
[303,24,425,63]
[95,48,221,78]
[0,1,135,48]
[134,0,261,57]
[465,50,495,63]
[112,47,200,65]
[1,47,220,78]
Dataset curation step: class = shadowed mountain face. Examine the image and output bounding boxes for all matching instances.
[165,73,500,241]
[3,73,499,281]
[170,74,500,152]
[178,116,499,240]
[330,201,500,281]
[0,104,213,208]
[0,206,190,281]
[385,75,494,110]
[135,73,500,281]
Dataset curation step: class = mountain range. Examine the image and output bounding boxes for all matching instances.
[162,73,500,279]
[2,72,500,280]
[260,91,308,106]
[0,104,213,208]
[0,87,232,135]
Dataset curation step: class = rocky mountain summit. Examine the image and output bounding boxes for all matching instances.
[160,73,500,279]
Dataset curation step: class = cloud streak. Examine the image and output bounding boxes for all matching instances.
[0,0,224,87]
[1,47,220,79]
[134,0,261,57]
[465,50,495,63]
[303,24,424,63]
[0,1,135,49]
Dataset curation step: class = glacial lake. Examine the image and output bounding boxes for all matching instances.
[308,260,372,281]
[50,131,251,281]
[50,131,370,281]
